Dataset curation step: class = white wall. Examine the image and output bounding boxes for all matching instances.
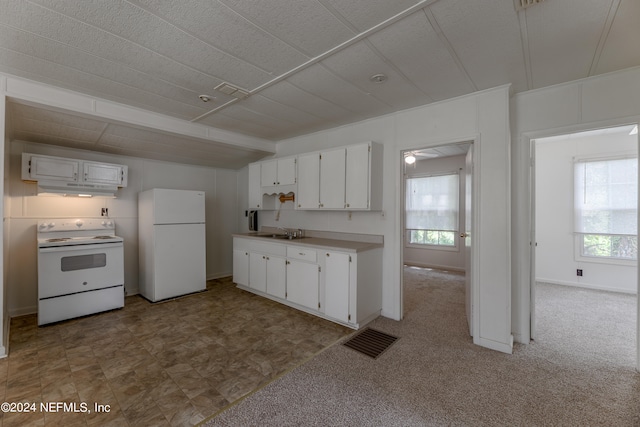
[536,130,637,293]
[264,85,513,353]
[511,66,640,343]
[403,154,466,271]
[0,93,6,357]
[8,140,239,317]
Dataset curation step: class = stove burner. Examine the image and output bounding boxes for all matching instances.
[46,238,71,243]
[93,236,115,240]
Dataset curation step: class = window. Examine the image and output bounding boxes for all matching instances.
[405,173,459,248]
[574,157,637,261]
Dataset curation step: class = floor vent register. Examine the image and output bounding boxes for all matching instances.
[342,328,398,359]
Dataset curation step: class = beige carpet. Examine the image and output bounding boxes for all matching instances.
[202,266,640,426]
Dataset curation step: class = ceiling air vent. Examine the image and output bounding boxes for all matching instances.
[214,82,250,99]
[514,0,545,11]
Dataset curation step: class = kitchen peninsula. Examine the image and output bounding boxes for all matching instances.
[233,228,383,329]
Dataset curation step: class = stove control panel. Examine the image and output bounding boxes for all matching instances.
[38,218,116,233]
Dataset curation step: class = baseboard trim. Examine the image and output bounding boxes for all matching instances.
[535,277,637,294]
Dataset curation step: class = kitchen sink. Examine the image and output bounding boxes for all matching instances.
[256,234,308,240]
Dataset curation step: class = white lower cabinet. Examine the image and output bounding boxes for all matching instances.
[233,236,382,329]
[286,258,319,311]
[249,252,287,296]
[232,249,249,287]
[266,257,286,299]
[323,251,350,323]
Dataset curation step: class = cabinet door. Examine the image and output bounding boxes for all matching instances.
[286,259,319,311]
[277,158,296,186]
[261,160,278,186]
[345,144,370,209]
[248,163,262,209]
[296,153,320,209]
[320,148,346,209]
[233,250,249,287]
[324,251,351,323]
[249,253,267,292]
[266,256,286,299]
[83,162,123,185]
[30,156,79,182]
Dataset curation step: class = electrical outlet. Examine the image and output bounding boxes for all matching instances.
[101,208,108,217]
[576,269,583,277]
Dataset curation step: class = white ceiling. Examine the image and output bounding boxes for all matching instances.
[2,0,639,168]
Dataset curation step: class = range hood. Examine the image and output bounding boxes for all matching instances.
[36,180,118,197]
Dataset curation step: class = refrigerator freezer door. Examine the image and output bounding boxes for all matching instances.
[152,223,206,301]
[151,189,205,224]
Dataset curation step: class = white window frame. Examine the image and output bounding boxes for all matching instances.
[405,171,460,251]
[573,154,638,266]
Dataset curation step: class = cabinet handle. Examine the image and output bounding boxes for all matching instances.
[326,253,330,257]
[273,181,276,185]
[266,256,270,260]
[299,252,305,256]
[262,256,266,259]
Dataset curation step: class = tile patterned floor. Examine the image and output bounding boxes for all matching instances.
[0,277,351,426]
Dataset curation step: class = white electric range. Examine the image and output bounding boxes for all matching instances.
[37,218,125,325]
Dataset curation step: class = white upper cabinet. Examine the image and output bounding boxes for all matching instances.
[22,153,128,189]
[296,141,382,211]
[27,155,79,182]
[261,157,296,187]
[319,148,346,209]
[246,141,381,211]
[345,144,370,210]
[296,152,320,209]
[83,161,126,186]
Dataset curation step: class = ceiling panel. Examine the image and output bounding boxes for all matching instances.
[593,0,640,75]
[0,1,231,97]
[429,0,528,92]
[320,40,431,111]
[218,0,355,57]
[286,64,392,118]
[128,0,309,76]
[0,47,207,119]
[367,10,475,101]
[319,0,424,31]
[26,0,272,89]
[259,81,352,122]
[525,0,615,88]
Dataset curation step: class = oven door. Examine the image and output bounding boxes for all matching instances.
[38,242,124,299]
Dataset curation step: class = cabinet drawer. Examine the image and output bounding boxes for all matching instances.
[286,246,317,262]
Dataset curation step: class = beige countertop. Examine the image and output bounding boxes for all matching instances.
[232,232,384,253]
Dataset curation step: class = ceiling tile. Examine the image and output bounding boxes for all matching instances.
[286,64,392,117]
[320,41,431,110]
[320,0,423,31]
[429,0,528,92]
[0,48,206,119]
[19,0,272,89]
[259,81,352,122]
[593,0,640,75]
[525,0,615,88]
[218,0,355,56]
[0,2,229,96]
[367,10,475,101]
[129,0,310,75]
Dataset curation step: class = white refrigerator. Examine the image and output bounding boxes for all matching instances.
[138,188,206,302]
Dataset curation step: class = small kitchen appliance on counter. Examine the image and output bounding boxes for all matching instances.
[138,188,207,302]
[37,218,125,325]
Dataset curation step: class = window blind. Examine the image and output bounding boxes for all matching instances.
[574,157,637,236]
[405,173,459,232]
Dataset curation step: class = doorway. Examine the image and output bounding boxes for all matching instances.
[531,124,638,368]
[400,141,475,336]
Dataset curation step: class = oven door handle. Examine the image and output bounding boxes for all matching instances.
[39,242,123,253]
